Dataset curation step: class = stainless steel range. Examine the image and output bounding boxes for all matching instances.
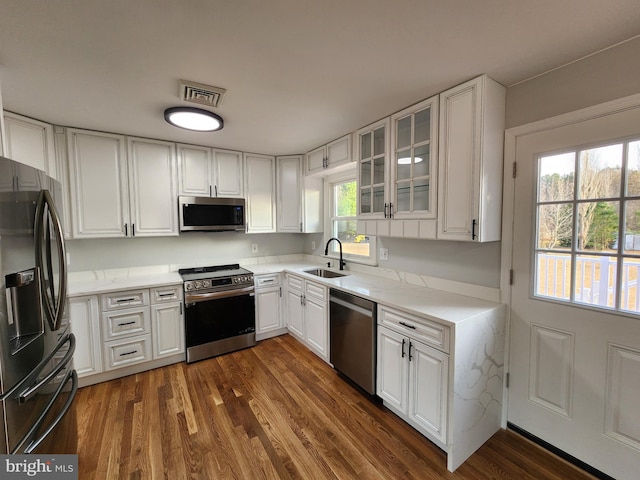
[179,264,256,363]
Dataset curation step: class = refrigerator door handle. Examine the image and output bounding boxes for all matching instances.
[17,369,78,454]
[18,334,75,404]
[35,189,67,331]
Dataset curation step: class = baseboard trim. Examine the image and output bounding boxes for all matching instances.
[507,422,614,480]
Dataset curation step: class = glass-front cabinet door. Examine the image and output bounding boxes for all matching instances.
[356,118,390,218]
[390,96,438,219]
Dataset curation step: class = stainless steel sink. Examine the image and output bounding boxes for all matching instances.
[303,268,348,278]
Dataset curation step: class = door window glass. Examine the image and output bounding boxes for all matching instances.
[534,137,640,314]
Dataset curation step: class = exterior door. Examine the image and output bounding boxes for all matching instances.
[507,100,640,480]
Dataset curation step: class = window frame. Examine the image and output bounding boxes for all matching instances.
[324,170,377,266]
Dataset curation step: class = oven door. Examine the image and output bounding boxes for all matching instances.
[184,287,256,358]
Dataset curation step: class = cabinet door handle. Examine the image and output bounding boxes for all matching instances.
[214,185,218,197]
[132,223,135,237]
[300,222,303,232]
[124,223,128,236]
[389,202,394,218]
[279,287,282,297]
[119,350,138,357]
[117,321,136,327]
[401,338,406,358]
[209,185,212,197]
[472,219,477,240]
[408,341,413,361]
[384,203,388,218]
[399,321,416,330]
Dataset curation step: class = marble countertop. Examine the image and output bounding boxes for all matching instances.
[67,262,503,326]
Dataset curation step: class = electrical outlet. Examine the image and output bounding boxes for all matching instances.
[311,241,316,250]
[379,247,389,260]
[251,243,258,253]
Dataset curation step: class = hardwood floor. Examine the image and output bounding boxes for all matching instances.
[75,335,596,479]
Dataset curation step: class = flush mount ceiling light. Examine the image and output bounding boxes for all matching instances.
[164,107,224,132]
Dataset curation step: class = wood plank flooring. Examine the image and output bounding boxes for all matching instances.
[75,335,596,479]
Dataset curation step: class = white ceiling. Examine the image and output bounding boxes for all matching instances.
[1,1,639,156]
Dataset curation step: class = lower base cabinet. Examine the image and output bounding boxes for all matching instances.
[376,303,505,472]
[284,273,328,362]
[255,273,286,340]
[69,283,184,386]
[377,325,448,445]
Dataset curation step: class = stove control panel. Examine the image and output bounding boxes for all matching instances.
[184,274,254,292]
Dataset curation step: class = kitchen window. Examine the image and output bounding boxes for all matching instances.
[326,173,376,264]
[534,137,640,314]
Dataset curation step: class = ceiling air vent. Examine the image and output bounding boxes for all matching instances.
[179,80,226,108]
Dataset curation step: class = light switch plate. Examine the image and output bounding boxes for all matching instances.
[251,243,258,253]
[379,247,388,260]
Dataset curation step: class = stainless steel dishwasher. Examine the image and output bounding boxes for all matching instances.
[329,289,377,395]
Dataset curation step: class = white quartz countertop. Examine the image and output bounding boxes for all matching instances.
[250,263,503,326]
[68,269,182,296]
[68,262,503,326]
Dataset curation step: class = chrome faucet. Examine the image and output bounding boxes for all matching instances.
[324,237,346,270]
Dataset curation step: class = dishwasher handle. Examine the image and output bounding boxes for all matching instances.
[329,294,375,317]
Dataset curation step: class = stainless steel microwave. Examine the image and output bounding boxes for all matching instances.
[178,196,246,232]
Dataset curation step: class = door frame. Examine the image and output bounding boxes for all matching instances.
[500,92,640,427]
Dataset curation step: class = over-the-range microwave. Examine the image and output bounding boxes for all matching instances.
[178,196,246,232]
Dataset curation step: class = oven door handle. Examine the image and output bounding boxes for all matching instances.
[185,286,255,303]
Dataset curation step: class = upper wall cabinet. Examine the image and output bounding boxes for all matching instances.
[276,155,323,233]
[177,144,243,198]
[244,153,276,233]
[127,137,179,237]
[437,75,506,242]
[3,112,56,178]
[390,97,439,221]
[305,134,352,175]
[67,129,178,238]
[356,117,390,219]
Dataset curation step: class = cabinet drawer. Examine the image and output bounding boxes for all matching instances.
[255,273,281,288]
[286,274,304,292]
[101,289,149,310]
[101,307,150,340]
[378,305,450,353]
[305,281,326,302]
[103,334,152,370]
[151,285,183,304]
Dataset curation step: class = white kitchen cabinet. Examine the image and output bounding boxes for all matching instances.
[276,155,323,233]
[127,137,179,236]
[437,74,505,242]
[3,112,56,177]
[284,274,329,362]
[356,117,390,219]
[390,96,439,221]
[68,295,102,377]
[177,144,243,198]
[244,153,276,233]
[255,273,285,340]
[377,324,448,445]
[305,134,352,175]
[67,129,129,238]
[67,130,178,238]
[151,302,184,358]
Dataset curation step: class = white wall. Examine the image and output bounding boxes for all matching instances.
[66,233,305,272]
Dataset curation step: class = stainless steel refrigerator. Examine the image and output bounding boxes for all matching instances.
[0,155,77,454]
